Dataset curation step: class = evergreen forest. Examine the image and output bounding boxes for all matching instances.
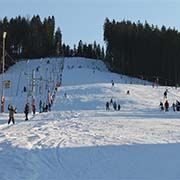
[0,15,104,72]
[1,15,180,86]
[104,18,180,86]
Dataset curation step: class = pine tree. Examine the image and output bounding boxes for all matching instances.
[77,40,83,57]
[54,27,62,56]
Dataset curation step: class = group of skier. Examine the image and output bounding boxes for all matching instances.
[7,88,57,124]
[7,76,180,125]
[159,100,169,111]
[106,98,121,111]
[160,100,180,112]
[159,100,180,112]
[159,88,180,112]
[159,89,169,111]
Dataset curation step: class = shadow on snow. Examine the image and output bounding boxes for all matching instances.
[0,142,180,180]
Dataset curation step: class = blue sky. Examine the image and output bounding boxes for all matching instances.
[0,0,180,47]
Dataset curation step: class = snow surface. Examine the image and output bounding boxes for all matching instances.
[0,57,180,180]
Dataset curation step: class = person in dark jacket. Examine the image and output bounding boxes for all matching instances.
[164,90,168,99]
[106,101,110,110]
[113,101,117,111]
[176,100,180,111]
[117,104,121,111]
[24,103,30,121]
[172,102,176,111]
[43,102,46,112]
[111,80,114,87]
[8,104,17,124]
[32,104,36,115]
[110,98,113,105]
[159,101,164,111]
[39,100,42,113]
[23,86,27,92]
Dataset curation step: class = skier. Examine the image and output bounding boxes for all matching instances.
[32,104,36,115]
[113,101,117,111]
[52,94,55,102]
[106,101,110,110]
[45,103,49,112]
[43,103,48,112]
[32,99,36,115]
[117,104,121,111]
[1,96,5,113]
[36,66,39,72]
[164,89,168,99]
[24,103,30,121]
[64,92,67,98]
[110,98,113,105]
[23,86,27,92]
[42,102,46,112]
[127,90,130,95]
[48,91,52,111]
[159,101,164,111]
[176,100,180,111]
[48,102,52,111]
[172,102,176,112]
[164,100,169,112]
[39,100,42,113]
[8,104,17,124]
[111,80,114,87]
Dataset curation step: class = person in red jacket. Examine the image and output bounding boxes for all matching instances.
[164,100,169,112]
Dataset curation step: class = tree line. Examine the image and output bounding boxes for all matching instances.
[0,15,105,72]
[104,18,180,86]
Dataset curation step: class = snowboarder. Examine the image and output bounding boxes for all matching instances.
[24,103,30,121]
[106,101,110,110]
[8,104,17,124]
[127,90,130,95]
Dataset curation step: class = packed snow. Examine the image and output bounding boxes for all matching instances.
[0,57,180,180]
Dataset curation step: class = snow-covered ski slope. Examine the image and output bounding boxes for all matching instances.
[0,57,180,180]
